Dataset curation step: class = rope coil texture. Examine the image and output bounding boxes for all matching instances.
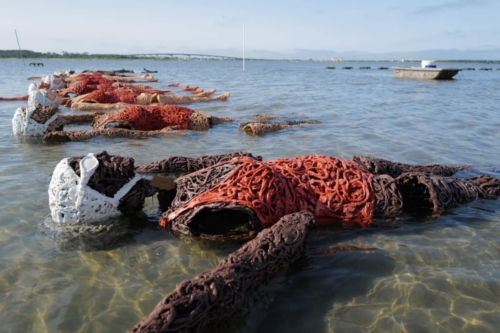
[43,127,182,142]
[129,211,315,333]
[353,155,469,178]
[395,172,500,217]
[135,152,262,174]
[239,120,320,136]
[164,155,375,235]
[12,105,64,136]
[49,151,156,223]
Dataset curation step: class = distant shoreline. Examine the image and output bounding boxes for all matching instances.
[1,50,499,63]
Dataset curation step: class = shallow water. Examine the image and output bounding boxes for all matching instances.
[1,59,500,332]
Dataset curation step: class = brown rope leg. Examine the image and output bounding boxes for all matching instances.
[43,127,183,142]
[372,174,404,218]
[71,102,130,111]
[239,120,320,136]
[395,172,480,217]
[135,152,262,174]
[129,211,315,333]
[59,113,104,124]
[353,156,470,178]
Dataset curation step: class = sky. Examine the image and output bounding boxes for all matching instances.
[1,0,499,60]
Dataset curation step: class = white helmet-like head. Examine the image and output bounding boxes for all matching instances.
[48,153,142,224]
[28,89,63,108]
[12,106,59,136]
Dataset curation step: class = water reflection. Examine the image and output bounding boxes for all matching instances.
[38,213,160,252]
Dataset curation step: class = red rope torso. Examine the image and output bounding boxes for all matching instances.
[97,105,194,130]
[165,155,375,228]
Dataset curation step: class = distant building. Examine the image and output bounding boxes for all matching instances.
[331,57,344,62]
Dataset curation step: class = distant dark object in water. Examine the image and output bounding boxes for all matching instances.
[378,67,389,70]
[462,68,476,70]
[360,66,371,69]
[142,68,158,73]
[29,62,44,66]
[342,66,353,69]
[326,66,335,69]
[479,68,493,71]
[114,69,134,73]
[81,69,134,75]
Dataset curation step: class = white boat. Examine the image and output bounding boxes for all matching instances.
[393,60,461,80]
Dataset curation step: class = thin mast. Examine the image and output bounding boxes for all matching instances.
[14,29,25,66]
[243,23,245,71]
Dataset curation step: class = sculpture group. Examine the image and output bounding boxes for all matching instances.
[4,68,500,333]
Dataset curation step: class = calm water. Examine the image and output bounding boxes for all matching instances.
[1,59,500,333]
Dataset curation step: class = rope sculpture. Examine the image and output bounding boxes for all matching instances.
[43,105,232,142]
[163,156,376,239]
[395,172,500,217]
[129,211,315,333]
[70,102,130,111]
[69,92,230,111]
[135,152,262,174]
[58,112,104,124]
[0,95,28,101]
[49,151,156,223]
[93,105,233,131]
[239,120,320,136]
[12,105,67,136]
[72,88,139,104]
[353,155,469,178]
[372,174,404,218]
[43,126,183,142]
[61,74,115,96]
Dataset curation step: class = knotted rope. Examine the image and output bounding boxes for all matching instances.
[239,120,320,136]
[130,211,315,333]
[68,151,156,214]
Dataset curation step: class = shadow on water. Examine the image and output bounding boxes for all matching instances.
[37,211,163,252]
[205,203,500,333]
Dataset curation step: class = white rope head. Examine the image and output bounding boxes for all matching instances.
[28,83,38,94]
[49,75,67,90]
[12,106,58,136]
[48,154,142,224]
[28,89,62,108]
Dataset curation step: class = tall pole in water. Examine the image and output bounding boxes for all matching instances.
[14,29,25,66]
[243,23,245,71]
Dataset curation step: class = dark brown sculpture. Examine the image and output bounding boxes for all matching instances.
[129,211,315,333]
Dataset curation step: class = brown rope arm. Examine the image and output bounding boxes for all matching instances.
[134,152,262,174]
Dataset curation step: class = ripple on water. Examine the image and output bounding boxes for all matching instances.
[0,59,500,332]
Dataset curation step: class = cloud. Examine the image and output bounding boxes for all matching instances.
[444,30,466,38]
[213,15,247,29]
[412,0,487,15]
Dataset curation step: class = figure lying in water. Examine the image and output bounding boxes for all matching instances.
[41,104,233,141]
[48,151,500,240]
[12,102,233,139]
[2,83,65,106]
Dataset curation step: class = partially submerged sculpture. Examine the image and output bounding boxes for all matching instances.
[130,211,315,333]
[42,105,233,142]
[48,151,260,223]
[46,151,500,332]
[239,119,321,135]
[48,152,500,233]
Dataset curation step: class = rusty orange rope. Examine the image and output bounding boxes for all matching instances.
[95,105,194,131]
[164,155,375,229]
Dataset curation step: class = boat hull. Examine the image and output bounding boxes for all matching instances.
[392,67,460,80]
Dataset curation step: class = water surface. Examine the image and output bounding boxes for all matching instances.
[1,59,500,332]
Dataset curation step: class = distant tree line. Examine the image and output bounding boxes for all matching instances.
[0,50,175,60]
